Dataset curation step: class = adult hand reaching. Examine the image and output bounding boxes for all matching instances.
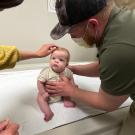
[0,120,19,135]
[19,44,57,60]
[35,44,57,58]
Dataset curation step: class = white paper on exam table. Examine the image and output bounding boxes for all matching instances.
[0,69,132,135]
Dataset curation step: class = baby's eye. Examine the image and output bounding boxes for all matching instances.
[52,57,55,60]
[60,59,64,62]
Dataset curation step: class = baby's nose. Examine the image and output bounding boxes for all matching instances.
[55,59,59,63]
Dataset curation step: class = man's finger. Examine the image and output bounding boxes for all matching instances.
[46,89,56,93]
[59,76,69,82]
[46,88,62,94]
[46,84,56,89]
[46,81,57,86]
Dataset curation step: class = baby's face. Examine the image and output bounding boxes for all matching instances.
[49,50,68,73]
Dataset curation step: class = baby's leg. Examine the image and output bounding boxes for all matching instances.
[63,96,76,108]
[37,93,54,121]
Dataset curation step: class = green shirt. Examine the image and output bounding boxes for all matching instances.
[99,7,135,100]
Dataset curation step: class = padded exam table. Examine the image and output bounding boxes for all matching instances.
[0,66,132,135]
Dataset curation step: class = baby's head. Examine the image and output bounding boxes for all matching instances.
[49,47,70,73]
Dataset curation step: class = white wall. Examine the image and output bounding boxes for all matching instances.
[0,0,97,65]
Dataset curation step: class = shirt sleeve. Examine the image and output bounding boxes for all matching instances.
[0,45,20,70]
[99,45,135,96]
[37,67,49,82]
[64,68,73,80]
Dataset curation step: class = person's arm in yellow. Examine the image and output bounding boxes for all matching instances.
[0,44,57,70]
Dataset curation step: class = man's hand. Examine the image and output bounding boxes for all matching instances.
[46,76,78,97]
[0,120,19,135]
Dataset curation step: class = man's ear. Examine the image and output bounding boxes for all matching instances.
[88,18,99,28]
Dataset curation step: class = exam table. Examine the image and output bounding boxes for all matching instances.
[38,107,129,135]
[0,63,132,135]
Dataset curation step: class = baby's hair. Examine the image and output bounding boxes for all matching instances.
[52,47,70,63]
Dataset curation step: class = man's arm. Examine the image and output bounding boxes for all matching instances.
[72,86,129,111]
[46,77,129,111]
[68,61,99,77]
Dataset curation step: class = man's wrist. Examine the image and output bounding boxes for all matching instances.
[70,87,79,98]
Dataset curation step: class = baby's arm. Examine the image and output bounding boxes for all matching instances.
[37,80,46,95]
[37,80,54,121]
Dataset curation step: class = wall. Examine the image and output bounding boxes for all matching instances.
[0,0,97,65]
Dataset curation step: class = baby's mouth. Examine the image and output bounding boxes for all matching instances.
[53,64,58,67]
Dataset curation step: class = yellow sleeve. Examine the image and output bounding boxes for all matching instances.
[0,46,20,70]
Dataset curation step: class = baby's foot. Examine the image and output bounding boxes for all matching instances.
[44,111,54,122]
[64,100,76,108]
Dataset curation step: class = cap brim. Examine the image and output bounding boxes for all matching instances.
[0,0,24,9]
[50,23,70,40]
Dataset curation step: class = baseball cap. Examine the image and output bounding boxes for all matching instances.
[0,0,24,9]
[50,0,106,40]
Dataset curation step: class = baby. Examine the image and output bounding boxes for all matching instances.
[37,47,76,121]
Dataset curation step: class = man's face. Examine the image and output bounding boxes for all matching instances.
[69,22,86,38]
[68,20,95,47]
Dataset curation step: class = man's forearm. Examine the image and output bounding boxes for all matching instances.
[71,87,128,112]
[72,61,99,77]
[72,88,104,110]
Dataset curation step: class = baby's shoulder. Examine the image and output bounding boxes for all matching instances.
[64,67,73,78]
[40,66,50,74]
